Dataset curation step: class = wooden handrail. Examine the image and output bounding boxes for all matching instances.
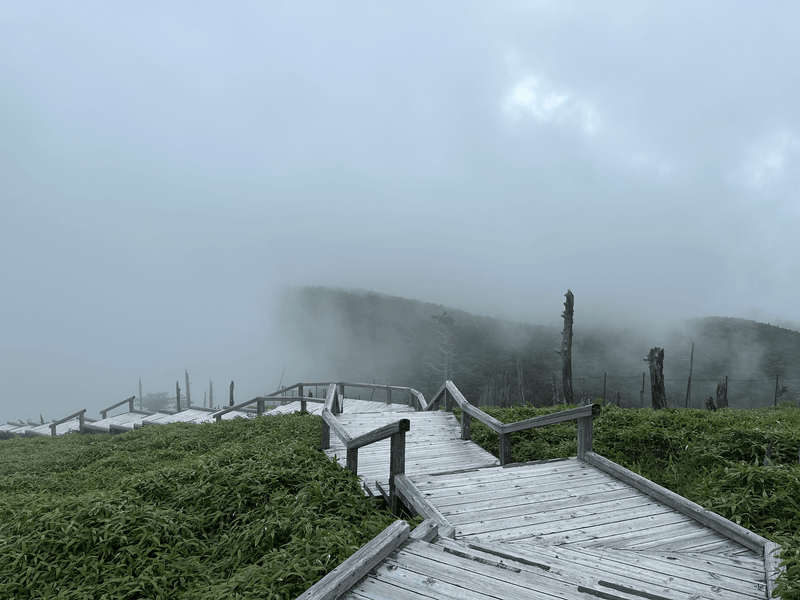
[320,383,409,512]
[49,409,86,436]
[100,395,136,419]
[430,380,601,465]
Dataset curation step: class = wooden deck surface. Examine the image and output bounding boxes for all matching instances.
[292,399,775,600]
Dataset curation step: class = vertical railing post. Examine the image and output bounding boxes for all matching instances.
[386,386,392,404]
[346,447,358,474]
[128,396,134,412]
[50,423,57,437]
[300,385,306,413]
[321,420,330,450]
[461,412,471,440]
[445,388,453,411]
[389,419,410,514]
[499,431,511,465]
[339,384,345,402]
[577,411,595,460]
[257,399,265,416]
[79,411,84,433]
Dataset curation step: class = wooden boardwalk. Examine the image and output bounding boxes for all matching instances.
[296,387,782,600]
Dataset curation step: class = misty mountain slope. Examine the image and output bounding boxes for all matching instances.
[273,287,800,408]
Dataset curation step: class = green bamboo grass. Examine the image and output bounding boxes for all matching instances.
[0,413,398,600]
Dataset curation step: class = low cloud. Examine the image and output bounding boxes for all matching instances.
[502,75,600,135]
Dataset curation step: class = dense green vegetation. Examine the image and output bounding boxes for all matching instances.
[455,402,800,599]
[0,414,399,600]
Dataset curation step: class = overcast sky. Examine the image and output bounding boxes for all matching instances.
[2,1,799,421]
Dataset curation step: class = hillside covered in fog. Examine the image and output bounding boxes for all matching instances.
[273,287,800,410]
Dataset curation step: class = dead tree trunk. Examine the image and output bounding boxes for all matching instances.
[644,347,667,409]
[229,381,234,407]
[551,372,560,405]
[176,381,182,412]
[705,396,717,411]
[555,290,575,404]
[185,370,191,408]
[516,356,525,406]
[138,377,143,410]
[209,380,214,408]
[716,382,728,409]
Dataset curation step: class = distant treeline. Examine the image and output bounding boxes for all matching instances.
[274,287,800,409]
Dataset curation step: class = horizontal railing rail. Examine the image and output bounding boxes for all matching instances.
[100,395,136,419]
[49,409,87,437]
[429,380,600,465]
[320,383,409,512]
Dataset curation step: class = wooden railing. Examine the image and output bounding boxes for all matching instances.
[49,409,87,437]
[100,395,136,419]
[424,380,601,465]
[319,383,409,513]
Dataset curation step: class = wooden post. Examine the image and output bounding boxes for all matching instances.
[346,447,358,474]
[339,384,345,400]
[389,426,408,514]
[321,421,330,450]
[577,414,593,460]
[229,381,234,407]
[127,396,134,412]
[300,384,306,413]
[445,388,453,411]
[602,372,607,406]
[644,348,667,409]
[461,412,471,441]
[257,399,264,416]
[209,380,214,408]
[204,391,207,408]
[185,370,191,407]
[386,386,392,405]
[685,342,694,409]
[499,432,511,466]
[176,381,181,412]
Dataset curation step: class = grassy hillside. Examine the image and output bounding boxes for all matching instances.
[0,414,400,600]
[274,287,800,409]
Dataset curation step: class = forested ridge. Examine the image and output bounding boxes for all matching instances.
[275,287,800,409]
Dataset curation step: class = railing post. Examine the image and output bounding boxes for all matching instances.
[339,384,345,401]
[321,421,331,450]
[445,388,453,411]
[79,411,84,433]
[257,399,264,416]
[101,409,107,419]
[389,428,407,514]
[128,396,134,412]
[50,423,57,437]
[461,412,471,440]
[499,432,511,465]
[577,415,593,460]
[299,385,306,413]
[346,447,358,474]
[386,386,392,404]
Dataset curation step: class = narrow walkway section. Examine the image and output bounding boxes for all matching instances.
[299,399,777,600]
[320,405,499,498]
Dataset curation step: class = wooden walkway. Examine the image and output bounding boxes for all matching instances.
[296,389,782,600]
